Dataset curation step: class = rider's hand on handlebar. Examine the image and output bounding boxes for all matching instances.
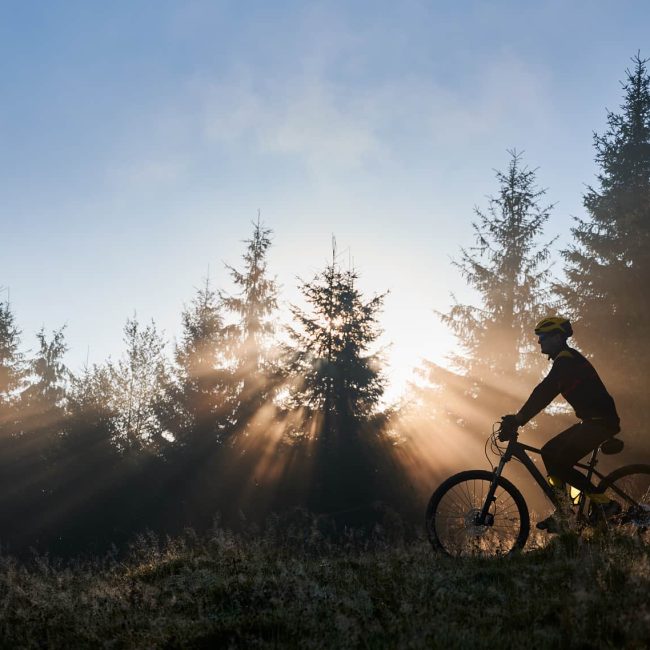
[499,414,519,441]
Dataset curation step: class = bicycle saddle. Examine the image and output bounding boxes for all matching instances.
[600,438,624,455]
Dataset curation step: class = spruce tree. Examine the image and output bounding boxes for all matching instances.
[64,364,118,460]
[17,327,69,510]
[287,245,387,516]
[288,250,386,437]
[19,327,69,445]
[161,280,227,450]
[53,365,121,553]
[439,150,556,419]
[221,217,280,432]
[0,301,28,545]
[0,300,26,434]
[149,280,233,532]
[108,318,170,453]
[559,54,650,429]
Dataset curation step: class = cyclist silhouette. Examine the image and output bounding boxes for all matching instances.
[501,317,621,532]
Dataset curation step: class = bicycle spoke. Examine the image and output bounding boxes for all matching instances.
[444,490,472,515]
[595,466,650,533]
[428,472,527,557]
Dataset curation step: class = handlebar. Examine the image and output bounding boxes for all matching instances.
[497,426,518,442]
[497,415,520,442]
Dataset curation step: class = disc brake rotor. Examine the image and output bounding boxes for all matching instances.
[464,508,493,536]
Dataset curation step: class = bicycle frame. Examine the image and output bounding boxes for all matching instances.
[478,434,607,524]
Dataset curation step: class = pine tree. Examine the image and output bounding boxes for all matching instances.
[221,217,280,432]
[108,318,170,453]
[52,364,121,553]
[0,300,26,434]
[64,364,118,460]
[160,280,228,450]
[0,300,28,545]
[559,54,650,429]
[19,327,69,446]
[288,247,386,438]
[154,280,238,533]
[287,244,387,517]
[15,326,70,520]
[439,150,556,418]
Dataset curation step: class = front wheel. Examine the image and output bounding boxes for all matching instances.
[596,464,650,529]
[426,470,530,557]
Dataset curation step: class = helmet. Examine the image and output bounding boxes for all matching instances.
[534,316,573,338]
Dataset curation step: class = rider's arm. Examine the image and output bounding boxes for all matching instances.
[515,365,563,426]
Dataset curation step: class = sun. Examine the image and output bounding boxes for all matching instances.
[380,307,457,402]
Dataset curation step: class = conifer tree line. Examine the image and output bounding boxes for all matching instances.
[0,54,648,554]
[408,54,650,471]
[0,220,400,554]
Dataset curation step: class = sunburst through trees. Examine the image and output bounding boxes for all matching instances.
[0,55,648,554]
[285,242,390,519]
[395,151,559,505]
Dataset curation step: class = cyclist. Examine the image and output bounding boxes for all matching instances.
[500,316,621,532]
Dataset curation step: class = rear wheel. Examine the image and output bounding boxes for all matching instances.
[426,470,530,557]
[596,464,650,529]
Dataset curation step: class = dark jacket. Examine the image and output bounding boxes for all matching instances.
[517,346,619,427]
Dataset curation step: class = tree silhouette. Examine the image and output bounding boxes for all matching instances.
[16,328,69,534]
[559,54,650,433]
[288,250,386,437]
[19,327,68,450]
[160,280,228,451]
[438,150,556,425]
[221,217,280,435]
[64,365,119,465]
[151,280,233,532]
[51,365,122,554]
[108,318,170,453]
[287,244,387,518]
[0,301,29,549]
[0,300,26,436]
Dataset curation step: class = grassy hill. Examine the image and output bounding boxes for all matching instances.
[1,522,649,648]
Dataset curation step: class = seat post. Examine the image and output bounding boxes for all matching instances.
[572,447,602,517]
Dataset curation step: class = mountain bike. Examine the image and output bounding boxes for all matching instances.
[425,424,650,557]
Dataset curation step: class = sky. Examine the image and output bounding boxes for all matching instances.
[1,0,648,399]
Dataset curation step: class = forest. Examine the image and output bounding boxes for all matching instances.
[1,55,649,558]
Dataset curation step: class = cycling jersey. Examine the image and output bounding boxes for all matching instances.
[516,346,619,427]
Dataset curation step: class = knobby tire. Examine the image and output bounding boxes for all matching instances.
[426,469,530,557]
[596,464,650,528]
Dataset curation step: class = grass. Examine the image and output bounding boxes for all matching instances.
[0,519,649,649]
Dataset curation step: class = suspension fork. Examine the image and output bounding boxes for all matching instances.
[477,455,509,525]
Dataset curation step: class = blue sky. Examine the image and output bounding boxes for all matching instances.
[1,1,648,396]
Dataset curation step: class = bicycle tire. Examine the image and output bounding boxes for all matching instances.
[426,469,530,557]
[596,464,650,528]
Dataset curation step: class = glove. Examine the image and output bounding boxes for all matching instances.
[499,414,519,441]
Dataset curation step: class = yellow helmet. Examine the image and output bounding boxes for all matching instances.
[534,316,572,338]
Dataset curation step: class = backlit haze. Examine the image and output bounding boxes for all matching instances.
[1,1,647,400]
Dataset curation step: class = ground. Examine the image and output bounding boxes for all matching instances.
[0,524,648,649]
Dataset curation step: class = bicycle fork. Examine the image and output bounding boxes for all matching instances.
[477,456,509,526]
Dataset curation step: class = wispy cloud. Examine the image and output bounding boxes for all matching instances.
[201,73,384,171]
[195,50,552,176]
[104,0,554,190]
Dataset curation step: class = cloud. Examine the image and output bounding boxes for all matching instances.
[201,72,384,172]
[259,82,383,169]
[104,22,553,192]
[196,50,552,177]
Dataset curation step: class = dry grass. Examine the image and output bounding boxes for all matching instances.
[0,518,649,649]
